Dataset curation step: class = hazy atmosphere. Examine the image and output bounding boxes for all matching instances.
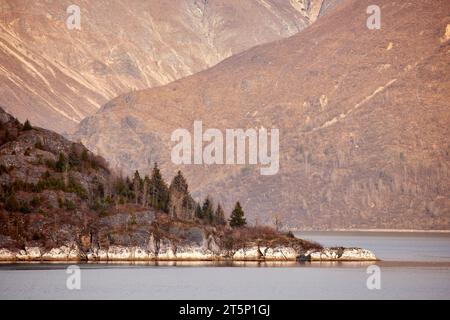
[0,0,449,303]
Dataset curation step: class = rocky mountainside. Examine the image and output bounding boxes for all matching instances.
[0,0,336,133]
[74,0,450,230]
[0,106,111,249]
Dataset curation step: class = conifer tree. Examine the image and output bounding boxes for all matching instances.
[132,170,142,204]
[142,175,150,207]
[148,163,170,212]
[121,176,132,202]
[22,119,32,131]
[181,194,194,219]
[202,196,214,224]
[195,203,203,220]
[215,203,226,226]
[169,170,193,219]
[229,201,246,228]
[55,153,68,172]
[5,194,20,212]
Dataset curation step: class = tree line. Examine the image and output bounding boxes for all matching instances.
[1,118,247,228]
[99,163,247,228]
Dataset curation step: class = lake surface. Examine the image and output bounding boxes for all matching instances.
[1,231,450,300]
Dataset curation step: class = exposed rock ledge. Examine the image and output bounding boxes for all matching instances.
[299,247,378,261]
[0,243,377,262]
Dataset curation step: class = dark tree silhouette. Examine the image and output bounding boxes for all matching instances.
[229,201,247,228]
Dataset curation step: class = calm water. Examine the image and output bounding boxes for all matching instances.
[1,231,450,300]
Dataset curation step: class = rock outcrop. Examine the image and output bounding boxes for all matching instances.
[300,247,377,261]
[0,243,377,262]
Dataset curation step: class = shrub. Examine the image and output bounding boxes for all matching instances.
[30,196,41,208]
[36,175,65,192]
[19,201,31,214]
[91,198,111,216]
[69,152,81,168]
[67,178,88,199]
[44,159,56,170]
[90,155,109,172]
[0,164,12,175]
[129,214,137,225]
[2,128,18,145]
[32,232,44,241]
[36,174,87,200]
[55,153,68,172]
[5,194,20,212]
[64,200,76,211]
[81,149,89,162]
[34,141,45,150]
[22,120,32,131]
[11,180,36,193]
[57,197,64,209]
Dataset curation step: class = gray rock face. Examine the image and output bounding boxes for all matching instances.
[99,210,156,228]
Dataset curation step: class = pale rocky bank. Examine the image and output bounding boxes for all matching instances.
[0,241,377,262]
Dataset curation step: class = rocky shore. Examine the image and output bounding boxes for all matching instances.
[0,243,377,262]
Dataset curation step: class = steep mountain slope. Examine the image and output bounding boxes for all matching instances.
[0,106,109,249]
[75,0,450,230]
[0,0,334,133]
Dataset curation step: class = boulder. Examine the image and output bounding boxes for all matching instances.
[300,247,378,261]
[0,248,16,261]
[264,246,298,260]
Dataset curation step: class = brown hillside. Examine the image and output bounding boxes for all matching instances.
[0,0,334,133]
[74,0,450,229]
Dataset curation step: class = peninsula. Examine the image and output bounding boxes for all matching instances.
[0,109,376,262]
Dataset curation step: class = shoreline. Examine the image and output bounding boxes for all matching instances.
[293,229,450,234]
[0,246,378,263]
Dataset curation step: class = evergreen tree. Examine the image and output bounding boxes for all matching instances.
[22,119,32,131]
[195,203,203,220]
[5,194,20,212]
[142,175,150,207]
[169,171,193,219]
[215,203,226,226]
[55,153,68,172]
[229,201,246,228]
[202,196,214,224]
[112,175,131,204]
[125,176,134,202]
[170,171,188,194]
[68,144,81,167]
[181,194,194,218]
[148,163,170,212]
[132,170,142,204]
[81,149,89,162]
